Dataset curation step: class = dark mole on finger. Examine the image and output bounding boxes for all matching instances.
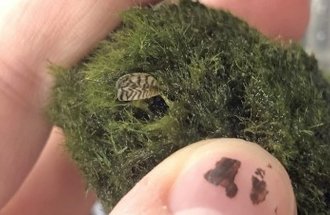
[255,168,266,179]
[250,175,269,204]
[225,183,238,198]
[204,157,241,198]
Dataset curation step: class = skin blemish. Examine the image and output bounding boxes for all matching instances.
[204,157,241,198]
[267,163,272,169]
[255,168,266,179]
[226,182,238,198]
[250,175,269,204]
[274,207,278,214]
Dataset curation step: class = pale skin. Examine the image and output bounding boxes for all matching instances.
[0,0,309,214]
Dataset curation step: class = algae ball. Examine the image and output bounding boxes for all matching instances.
[49,0,330,214]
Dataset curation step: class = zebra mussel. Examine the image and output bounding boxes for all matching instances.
[116,73,160,101]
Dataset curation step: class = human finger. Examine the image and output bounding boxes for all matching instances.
[110,139,296,215]
[0,0,157,208]
[199,0,310,40]
[0,127,96,215]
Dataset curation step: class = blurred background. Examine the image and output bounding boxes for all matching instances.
[90,1,330,214]
[91,201,106,215]
[304,0,330,76]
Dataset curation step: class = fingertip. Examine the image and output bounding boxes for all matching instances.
[110,139,296,215]
[168,139,296,215]
[199,0,310,40]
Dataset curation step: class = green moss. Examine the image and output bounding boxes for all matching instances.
[48,1,330,214]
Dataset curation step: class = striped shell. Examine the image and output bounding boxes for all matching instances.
[116,73,160,101]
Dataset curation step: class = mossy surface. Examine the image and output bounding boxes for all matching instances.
[49,1,330,214]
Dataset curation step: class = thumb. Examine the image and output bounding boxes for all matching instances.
[110,138,296,215]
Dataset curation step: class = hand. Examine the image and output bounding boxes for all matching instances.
[0,0,157,213]
[0,0,309,214]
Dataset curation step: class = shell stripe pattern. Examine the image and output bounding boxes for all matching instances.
[116,73,160,101]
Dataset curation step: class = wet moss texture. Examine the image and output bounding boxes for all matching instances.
[49,1,330,214]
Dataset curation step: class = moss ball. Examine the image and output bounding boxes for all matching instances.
[49,0,330,214]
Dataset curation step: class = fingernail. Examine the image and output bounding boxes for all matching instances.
[168,141,296,215]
